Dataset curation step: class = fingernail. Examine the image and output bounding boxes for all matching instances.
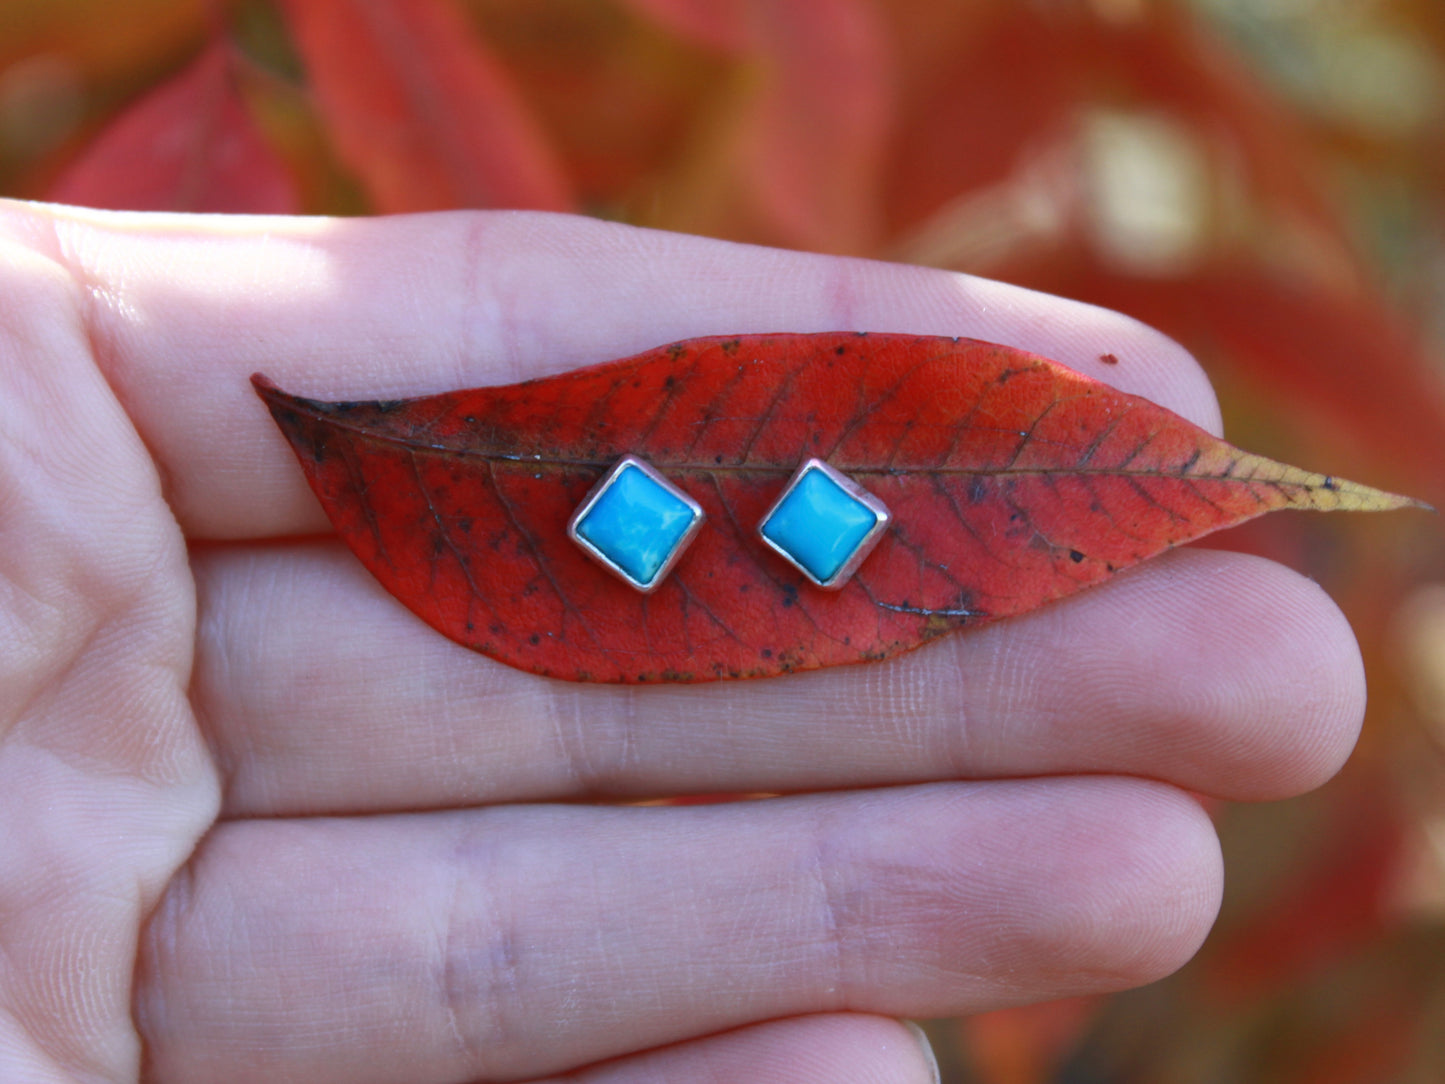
[903,1019,940,1084]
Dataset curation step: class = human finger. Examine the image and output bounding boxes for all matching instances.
[3,202,1220,540]
[525,1015,938,1084]
[190,541,1361,817]
[137,779,1217,1084]
[0,232,216,1082]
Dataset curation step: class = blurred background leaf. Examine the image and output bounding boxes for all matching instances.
[3,0,1442,1079]
[274,0,572,212]
[47,41,300,211]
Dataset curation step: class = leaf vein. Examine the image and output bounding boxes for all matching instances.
[485,459,615,663]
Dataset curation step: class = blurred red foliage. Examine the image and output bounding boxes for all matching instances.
[47,43,299,212]
[5,0,1444,1079]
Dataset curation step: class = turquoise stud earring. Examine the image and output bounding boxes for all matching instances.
[757,458,891,589]
[568,455,705,592]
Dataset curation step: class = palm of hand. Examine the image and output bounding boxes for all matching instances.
[0,205,1363,1084]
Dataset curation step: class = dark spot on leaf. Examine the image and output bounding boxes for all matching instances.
[761,648,772,658]
[529,633,540,645]
[781,583,799,608]
[835,344,847,355]
[720,338,741,355]
[336,396,403,414]
[1070,549,1084,563]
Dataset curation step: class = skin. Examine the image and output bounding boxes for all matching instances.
[0,202,1365,1084]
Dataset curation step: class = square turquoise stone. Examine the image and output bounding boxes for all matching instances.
[572,461,701,589]
[759,463,884,587]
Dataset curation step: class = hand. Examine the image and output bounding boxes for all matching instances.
[0,203,1363,1083]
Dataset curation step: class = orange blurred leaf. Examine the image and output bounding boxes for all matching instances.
[461,1,727,211]
[1103,7,1360,268]
[885,5,1075,237]
[885,5,1360,270]
[0,0,207,81]
[277,0,571,213]
[618,0,751,52]
[1206,781,1405,1001]
[959,997,1101,1084]
[47,44,300,214]
[637,0,891,252]
[1284,999,1418,1084]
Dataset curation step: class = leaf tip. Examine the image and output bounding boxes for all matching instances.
[1315,475,1432,514]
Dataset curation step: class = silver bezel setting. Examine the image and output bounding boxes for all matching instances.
[757,457,891,590]
[566,455,705,593]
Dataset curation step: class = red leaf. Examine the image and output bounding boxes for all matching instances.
[253,333,1419,683]
[277,0,571,213]
[47,44,300,214]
